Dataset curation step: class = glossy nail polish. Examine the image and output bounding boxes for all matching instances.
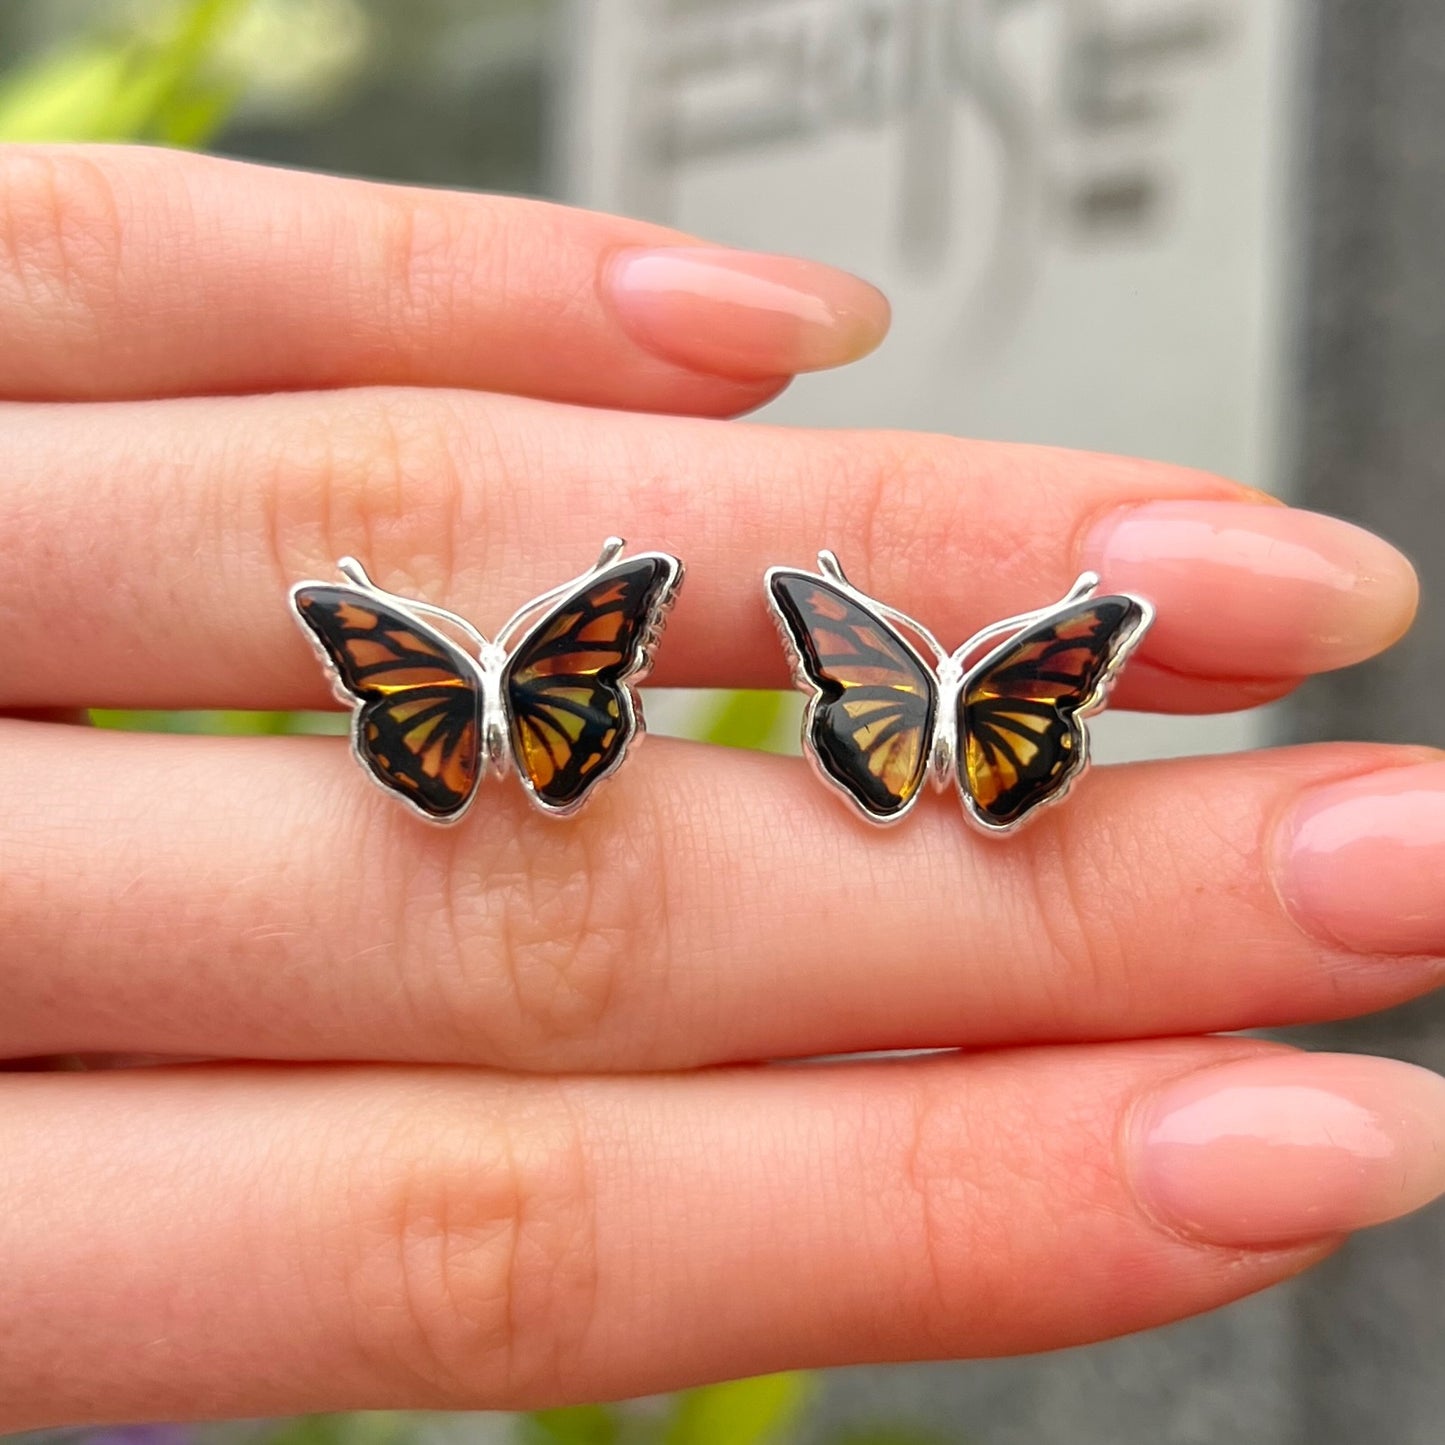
[1130,1053,1445,1247]
[1083,501,1418,677]
[1274,760,1445,957]
[604,246,890,380]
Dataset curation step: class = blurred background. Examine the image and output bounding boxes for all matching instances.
[2,1,1442,1441]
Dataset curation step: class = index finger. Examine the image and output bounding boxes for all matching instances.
[0,145,889,413]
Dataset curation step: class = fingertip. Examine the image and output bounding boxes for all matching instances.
[1128,1052,1445,1248]
[1084,501,1421,679]
[1273,757,1445,958]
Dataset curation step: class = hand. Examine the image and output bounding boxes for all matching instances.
[1,145,1443,1430]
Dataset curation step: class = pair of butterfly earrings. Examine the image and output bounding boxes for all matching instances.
[291,539,1153,836]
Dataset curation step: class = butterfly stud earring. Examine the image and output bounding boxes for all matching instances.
[291,538,683,823]
[766,553,1152,834]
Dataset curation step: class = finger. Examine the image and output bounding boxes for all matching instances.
[2,722,1442,1069]
[0,391,1417,712]
[6,1046,1444,1427]
[0,145,887,413]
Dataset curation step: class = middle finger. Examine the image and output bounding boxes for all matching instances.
[0,721,1440,1068]
[0,388,1418,712]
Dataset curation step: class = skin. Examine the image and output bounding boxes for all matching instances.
[1,145,1444,1429]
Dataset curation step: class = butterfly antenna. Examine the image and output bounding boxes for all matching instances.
[817,550,848,583]
[1066,572,1101,601]
[337,556,375,588]
[595,536,626,570]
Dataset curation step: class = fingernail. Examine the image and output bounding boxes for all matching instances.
[1083,501,1418,676]
[1274,760,1445,956]
[1131,1053,1445,1247]
[604,246,890,379]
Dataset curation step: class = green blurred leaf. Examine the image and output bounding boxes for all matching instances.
[699,690,788,751]
[0,46,139,142]
[662,1373,815,1445]
[266,1412,413,1445]
[155,76,243,145]
[0,0,252,146]
[520,1405,624,1445]
[89,708,331,735]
